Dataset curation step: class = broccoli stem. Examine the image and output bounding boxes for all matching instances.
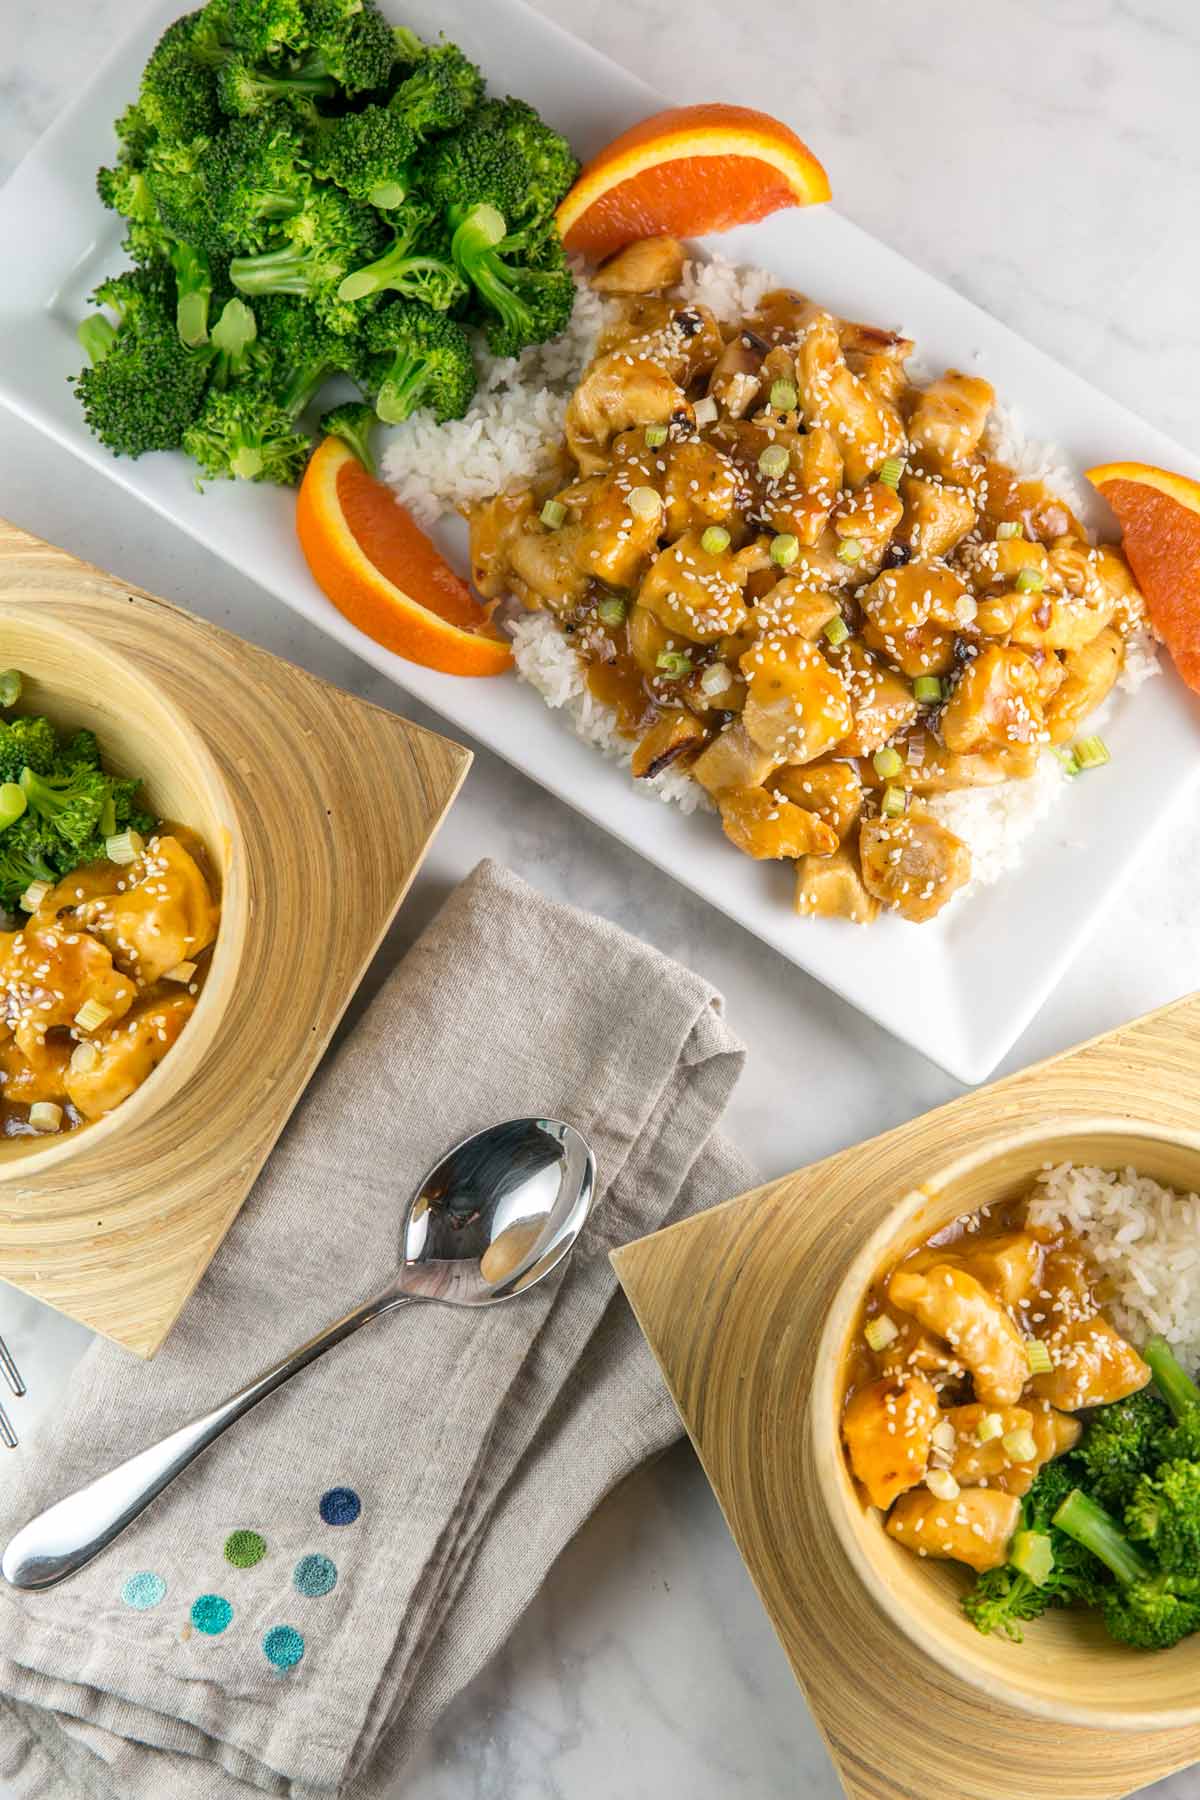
[77,316,117,367]
[1145,1336,1200,1422]
[167,241,214,348]
[448,203,531,337]
[229,245,313,297]
[375,351,433,423]
[1053,1489,1154,1586]
[369,179,409,210]
[338,245,435,302]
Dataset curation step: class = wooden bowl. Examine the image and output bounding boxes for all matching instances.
[811,1115,1200,1733]
[0,611,246,1177]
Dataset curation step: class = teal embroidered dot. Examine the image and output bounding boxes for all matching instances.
[263,1625,304,1669]
[293,1554,337,1597]
[319,1487,360,1526]
[191,1594,233,1636]
[121,1572,166,1611]
[224,1530,267,1569]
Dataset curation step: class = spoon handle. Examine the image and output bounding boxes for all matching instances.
[1,1289,409,1590]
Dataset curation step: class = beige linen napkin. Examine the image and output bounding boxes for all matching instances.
[0,860,754,1799]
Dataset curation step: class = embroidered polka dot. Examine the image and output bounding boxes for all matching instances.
[319,1487,361,1526]
[224,1530,267,1569]
[263,1625,305,1669]
[191,1594,233,1636]
[122,1572,166,1611]
[293,1554,337,1597]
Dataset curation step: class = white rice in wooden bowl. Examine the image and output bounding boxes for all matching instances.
[380,253,1161,884]
[1028,1164,1200,1368]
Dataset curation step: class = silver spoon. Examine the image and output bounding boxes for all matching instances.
[2,1117,595,1591]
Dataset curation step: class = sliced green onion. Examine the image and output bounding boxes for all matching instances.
[925,1469,960,1501]
[878,455,905,489]
[69,1041,99,1075]
[913,676,943,704]
[864,1314,898,1352]
[105,829,143,867]
[976,1413,1004,1445]
[540,499,566,529]
[757,443,789,480]
[19,879,51,914]
[873,746,904,778]
[644,424,669,448]
[699,663,733,698]
[74,999,111,1033]
[1054,746,1081,777]
[769,378,798,412]
[996,520,1024,540]
[656,650,693,678]
[628,485,662,520]
[930,1418,957,1454]
[0,783,26,830]
[1025,1337,1053,1376]
[881,785,906,818]
[1074,734,1110,770]
[693,395,719,427]
[771,533,800,568]
[597,595,627,627]
[1010,1529,1055,1588]
[1002,1428,1039,1463]
[700,525,731,555]
[823,615,850,648]
[0,670,22,708]
[28,1101,63,1134]
[1014,566,1045,594]
[837,537,863,564]
[164,961,197,984]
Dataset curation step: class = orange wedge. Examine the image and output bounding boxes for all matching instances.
[1087,460,1200,695]
[556,102,830,261]
[296,439,512,677]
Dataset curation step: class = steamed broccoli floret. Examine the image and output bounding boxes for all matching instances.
[208,297,265,388]
[77,315,118,367]
[304,0,395,95]
[18,765,114,862]
[182,381,311,482]
[961,1457,1109,1642]
[139,11,223,143]
[61,728,101,770]
[96,160,158,227]
[113,100,156,163]
[0,829,56,912]
[1146,1336,1200,1462]
[319,400,377,474]
[416,96,576,223]
[253,293,359,415]
[0,718,58,785]
[337,199,463,308]
[362,300,474,423]
[388,42,483,141]
[208,115,312,250]
[1075,1387,1173,1515]
[226,0,308,60]
[1126,1459,1200,1572]
[229,185,384,330]
[72,284,211,457]
[1054,1486,1200,1651]
[217,52,337,116]
[448,202,575,355]
[306,105,417,209]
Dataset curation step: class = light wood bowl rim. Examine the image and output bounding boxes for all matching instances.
[811,1112,1200,1732]
[0,610,248,1179]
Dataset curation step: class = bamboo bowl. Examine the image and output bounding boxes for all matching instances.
[0,611,246,1177]
[811,1115,1200,1733]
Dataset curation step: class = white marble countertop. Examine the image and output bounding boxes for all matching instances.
[2,1,1200,1794]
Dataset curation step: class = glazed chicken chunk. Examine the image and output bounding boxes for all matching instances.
[885,1486,1022,1573]
[72,835,220,987]
[888,1263,1029,1406]
[842,1373,940,1511]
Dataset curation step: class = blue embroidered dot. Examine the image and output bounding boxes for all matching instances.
[319,1487,360,1526]
[293,1554,337,1597]
[122,1572,166,1611]
[263,1625,305,1669]
[191,1594,233,1636]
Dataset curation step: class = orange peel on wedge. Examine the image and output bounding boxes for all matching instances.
[296,438,512,677]
[1087,460,1200,695]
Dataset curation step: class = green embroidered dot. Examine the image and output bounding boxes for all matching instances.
[224,1530,267,1569]
[263,1625,304,1669]
[191,1594,233,1635]
[293,1554,337,1597]
[122,1572,166,1610]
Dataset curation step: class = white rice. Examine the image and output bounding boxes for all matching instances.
[1028,1164,1200,1368]
[381,250,1161,885]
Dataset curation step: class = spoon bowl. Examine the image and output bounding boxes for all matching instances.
[2,1116,595,1590]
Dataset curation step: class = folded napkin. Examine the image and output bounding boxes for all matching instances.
[0,860,754,1799]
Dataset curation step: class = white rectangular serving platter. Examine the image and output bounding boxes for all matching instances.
[1,0,1198,1084]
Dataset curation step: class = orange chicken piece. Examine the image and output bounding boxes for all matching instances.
[842,1374,940,1511]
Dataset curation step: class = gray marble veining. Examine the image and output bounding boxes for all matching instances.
[1,1,1199,1794]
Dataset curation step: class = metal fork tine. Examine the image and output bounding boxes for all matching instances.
[0,1337,24,1398]
[0,1405,16,1449]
